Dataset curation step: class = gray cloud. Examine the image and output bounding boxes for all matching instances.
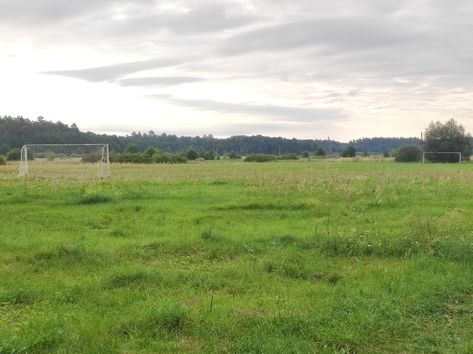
[0,0,258,38]
[0,0,122,23]
[221,17,426,55]
[153,95,344,123]
[108,3,259,36]
[117,76,203,87]
[43,57,190,82]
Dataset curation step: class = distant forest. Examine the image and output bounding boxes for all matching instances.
[0,116,421,155]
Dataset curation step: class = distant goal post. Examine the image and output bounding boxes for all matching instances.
[422,151,462,163]
[19,143,110,178]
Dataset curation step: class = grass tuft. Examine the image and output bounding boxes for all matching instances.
[110,229,127,237]
[200,229,225,243]
[105,270,161,289]
[0,288,36,305]
[120,301,189,338]
[79,193,112,204]
[33,245,88,264]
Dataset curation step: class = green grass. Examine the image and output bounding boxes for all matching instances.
[1,160,473,353]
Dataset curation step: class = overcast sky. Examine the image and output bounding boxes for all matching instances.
[1,0,473,141]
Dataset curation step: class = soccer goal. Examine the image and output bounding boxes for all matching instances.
[19,144,110,178]
[422,152,462,163]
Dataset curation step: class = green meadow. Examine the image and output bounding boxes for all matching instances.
[1,160,473,353]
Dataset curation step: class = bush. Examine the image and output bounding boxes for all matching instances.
[81,153,101,163]
[111,153,145,163]
[109,152,187,164]
[244,154,277,162]
[186,149,198,160]
[6,148,21,161]
[46,150,56,161]
[277,153,299,160]
[199,150,215,160]
[172,154,187,164]
[315,147,326,156]
[228,151,241,159]
[144,147,157,158]
[154,153,187,164]
[340,146,356,158]
[0,155,6,166]
[395,145,422,162]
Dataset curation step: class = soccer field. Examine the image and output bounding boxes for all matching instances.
[1,160,473,353]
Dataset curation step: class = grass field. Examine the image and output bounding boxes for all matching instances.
[1,160,473,353]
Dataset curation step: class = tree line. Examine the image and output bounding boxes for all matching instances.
[0,116,422,156]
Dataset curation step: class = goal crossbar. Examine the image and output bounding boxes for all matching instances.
[422,151,462,163]
[19,143,110,178]
[23,144,108,147]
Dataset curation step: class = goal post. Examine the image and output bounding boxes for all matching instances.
[19,143,110,178]
[422,151,462,164]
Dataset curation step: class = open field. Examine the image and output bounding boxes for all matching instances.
[1,160,473,353]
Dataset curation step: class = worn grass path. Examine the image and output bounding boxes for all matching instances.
[1,160,473,353]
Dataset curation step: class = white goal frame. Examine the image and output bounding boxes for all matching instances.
[422,151,462,164]
[19,143,110,178]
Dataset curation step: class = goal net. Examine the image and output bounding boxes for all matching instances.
[19,144,110,178]
[422,152,462,163]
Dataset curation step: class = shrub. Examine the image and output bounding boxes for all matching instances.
[81,153,101,163]
[315,147,326,156]
[46,150,56,161]
[172,154,187,164]
[6,148,21,161]
[0,155,6,166]
[186,149,198,160]
[340,146,356,158]
[244,154,277,162]
[395,145,422,162]
[118,153,145,163]
[199,150,215,160]
[144,147,158,158]
[154,152,170,164]
[228,151,241,159]
[154,153,187,164]
[109,152,186,164]
[110,153,144,163]
[277,153,299,160]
